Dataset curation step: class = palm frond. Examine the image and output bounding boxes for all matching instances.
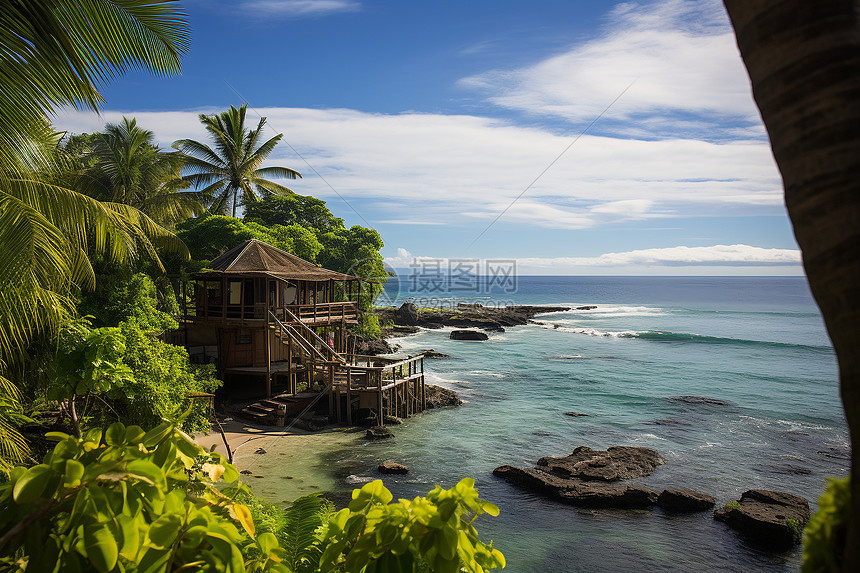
[278,494,331,573]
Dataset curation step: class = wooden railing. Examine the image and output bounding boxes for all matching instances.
[194,301,358,324]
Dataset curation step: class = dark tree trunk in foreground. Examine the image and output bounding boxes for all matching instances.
[723,0,860,568]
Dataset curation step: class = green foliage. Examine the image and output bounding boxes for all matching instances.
[802,475,851,573]
[119,318,221,434]
[725,501,740,510]
[244,194,344,231]
[50,321,134,402]
[0,420,284,573]
[173,105,301,217]
[0,423,504,573]
[317,478,505,573]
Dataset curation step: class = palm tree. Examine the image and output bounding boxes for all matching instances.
[0,0,190,464]
[173,104,302,217]
[70,117,205,226]
[723,1,860,569]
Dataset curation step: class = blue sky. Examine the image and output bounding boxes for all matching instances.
[55,0,803,275]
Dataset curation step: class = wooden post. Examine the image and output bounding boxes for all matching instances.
[265,317,272,398]
[346,366,352,425]
[377,370,383,427]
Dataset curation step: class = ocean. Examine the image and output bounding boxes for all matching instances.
[243,276,848,572]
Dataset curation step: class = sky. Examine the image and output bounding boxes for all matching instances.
[53,0,804,276]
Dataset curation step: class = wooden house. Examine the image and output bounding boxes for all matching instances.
[181,239,425,427]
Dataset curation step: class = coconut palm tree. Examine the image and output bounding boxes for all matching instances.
[0,0,189,464]
[723,1,860,569]
[173,104,302,217]
[70,117,205,226]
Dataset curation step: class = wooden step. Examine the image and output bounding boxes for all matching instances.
[240,408,270,422]
[247,403,274,414]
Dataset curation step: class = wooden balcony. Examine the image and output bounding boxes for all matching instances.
[191,301,359,325]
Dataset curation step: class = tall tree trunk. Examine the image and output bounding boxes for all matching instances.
[232,188,238,218]
[723,1,860,568]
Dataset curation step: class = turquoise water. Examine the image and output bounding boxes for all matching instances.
[247,277,848,571]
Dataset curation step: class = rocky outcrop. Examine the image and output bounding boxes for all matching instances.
[669,396,732,406]
[492,465,658,509]
[355,338,396,356]
[425,385,463,409]
[494,446,665,509]
[564,412,589,417]
[396,303,419,325]
[365,426,394,440]
[378,460,409,474]
[450,330,488,341]
[657,488,715,512]
[714,489,810,550]
[536,446,665,481]
[377,304,572,335]
[418,348,449,359]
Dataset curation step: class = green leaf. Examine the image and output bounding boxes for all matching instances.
[142,421,173,447]
[83,427,103,446]
[148,513,182,549]
[124,425,145,444]
[126,459,165,487]
[63,459,85,488]
[117,515,140,559]
[45,431,70,442]
[13,464,55,503]
[84,523,119,572]
[257,531,278,554]
[105,422,126,446]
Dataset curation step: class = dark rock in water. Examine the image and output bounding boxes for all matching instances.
[714,489,810,550]
[818,446,851,460]
[647,419,692,427]
[576,306,598,311]
[425,385,463,409]
[484,324,506,332]
[365,426,394,440]
[755,463,813,476]
[450,330,489,341]
[532,430,554,437]
[240,470,252,475]
[355,338,395,356]
[492,465,657,508]
[536,446,665,482]
[670,395,732,406]
[419,348,450,359]
[383,415,403,425]
[564,412,589,417]
[378,460,409,474]
[254,448,267,454]
[397,302,419,325]
[658,488,715,512]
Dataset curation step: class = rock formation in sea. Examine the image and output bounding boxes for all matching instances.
[450,330,489,341]
[424,385,463,409]
[713,489,810,550]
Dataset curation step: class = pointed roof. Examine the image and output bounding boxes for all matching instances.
[195,239,365,282]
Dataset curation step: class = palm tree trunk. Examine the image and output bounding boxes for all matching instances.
[232,188,238,218]
[723,1,860,569]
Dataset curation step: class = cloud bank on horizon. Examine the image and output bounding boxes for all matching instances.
[53,0,797,275]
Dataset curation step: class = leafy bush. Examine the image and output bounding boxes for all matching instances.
[802,475,851,573]
[0,421,505,573]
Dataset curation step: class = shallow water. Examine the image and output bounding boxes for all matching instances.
[248,277,848,571]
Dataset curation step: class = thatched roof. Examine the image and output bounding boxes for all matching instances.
[194,239,364,282]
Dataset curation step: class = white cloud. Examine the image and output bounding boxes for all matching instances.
[517,244,801,268]
[459,0,757,139]
[54,105,782,230]
[239,0,360,18]
[386,245,803,275]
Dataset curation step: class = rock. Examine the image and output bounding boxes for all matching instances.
[383,415,403,425]
[378,460,409,474]
[658,488,715,512]
[397,303,419,325]
[670,396,732,406]
[254,448,267,454]
[419,349,450,359]
[240,470,252,475]
[450,330,489,341]
[365,426,394,440]
[458,303,484,309]
[425,385,463,409]
[575,306,597,310]
[536,446,665,481]
[492,465,657,508]
[714,489,811,550]
[355,338,395,356]
[564,412,588,417]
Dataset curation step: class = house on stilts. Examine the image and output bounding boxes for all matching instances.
[180,239,426,428]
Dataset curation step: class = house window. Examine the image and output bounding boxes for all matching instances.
[228,281,242,305]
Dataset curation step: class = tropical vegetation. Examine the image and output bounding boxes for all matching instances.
[174,105,301,217]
